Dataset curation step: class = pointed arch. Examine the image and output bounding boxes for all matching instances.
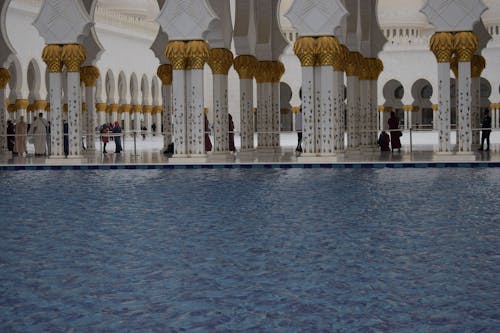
[141,74,150,105]
[5,54,22,101]
[27,59,41,101]
[151,76,160,106]
[118,71,127,104]
[130,72,139,105]
[105,69,116,104]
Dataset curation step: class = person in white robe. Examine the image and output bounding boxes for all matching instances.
[31,113,49,155]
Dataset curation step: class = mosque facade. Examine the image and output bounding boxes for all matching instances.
[0,0,499,159]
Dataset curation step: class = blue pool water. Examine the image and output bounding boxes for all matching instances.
[0,169,499,332]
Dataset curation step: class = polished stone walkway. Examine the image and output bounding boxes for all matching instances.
[1,132,499,167]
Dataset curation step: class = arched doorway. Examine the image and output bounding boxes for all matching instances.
[411,79,433,129]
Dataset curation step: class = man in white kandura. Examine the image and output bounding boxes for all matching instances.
[31,112,49,156]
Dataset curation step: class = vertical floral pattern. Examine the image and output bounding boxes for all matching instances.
[50,74,64,157]
[172,71,186,155]
[67,74,81,157]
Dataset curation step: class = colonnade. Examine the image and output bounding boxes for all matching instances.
[294,36,383,157]
[430,31,481,153]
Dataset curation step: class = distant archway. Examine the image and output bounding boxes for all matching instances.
[411,79,433,128]
[27,59,41,101]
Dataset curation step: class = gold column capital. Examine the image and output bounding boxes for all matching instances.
[15,99,29,110]
[120,104,132,113]
[432,104,439,111]
[82,102,86,112]
[315,36,341,67]
[42,45,63,73]
[454,31,478,63]
[359,56,371,80]
[294,37,317,67]
[96,103,107,112]
[186,40,209,70]
[208,48,234,75]
[430,32,454,63]
[471,54,486,78]
[111,103,120,113]
[143,105,153,113]
[366,58,384,80]
[62,44,86,72]
[45,103,51,112]
[153,105,163,114]
[80,66,100,86]
[271,61,285,83]
[166,41,187,70]
[346,51,362,77]
[377,105,385,112]
[233,55,257,79]
[34,100,48,110]
[132,104,142,113]
[255,61,273,83]
[8,103,15,113]
[0,68,11,88]
[157,64,173,85]
[27,104,35,112]
[63,103,68,113]
[403,105,414,112]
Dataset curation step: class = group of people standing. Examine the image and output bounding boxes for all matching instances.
[7,113,50,156]
[378,111,402,152]
[100,121,123,154]
[203,113,236,153]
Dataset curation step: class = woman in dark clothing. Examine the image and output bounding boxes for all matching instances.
[7,120,15,152]
[388,111,402,152]
[378,131,390,151]
[204,114,212,152]
[228,113,235,152]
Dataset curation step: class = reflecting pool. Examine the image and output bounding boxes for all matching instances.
[0,169,499,332]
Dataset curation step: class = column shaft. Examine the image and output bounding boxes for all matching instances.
[314,66,321,152]
[458,62,472,152]
[370,80,379,146]
[85,86,96,151]
[301,67,315,154]
[438,63,451,152]
[162,85,173,149]
[239,79,254,150]
[271,81,280,147]
[67,72,82,156]
[347,76,359,148]
[359,80,370,146]
[320,66,334,154]
[333,71,344,152]
[212,74,229,152]
[187,69,205,155]
[49,73,64,157]
[471,77,480,144]
[172,70,186,155]
[0,88,6,151]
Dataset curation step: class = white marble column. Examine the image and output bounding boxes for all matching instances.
[185,41,209,156]
[430,33,454,153]
[62,44,86,158]
[163,84,172,148]
[96,103,106,129]
[132,105,142,135]
[234,55,257,151]
[0,68,9,151]
[471,55,484,144]
[359,79,370,147]
[81,66,99,152]
[143,105,153,137]
[154,106,162,136]
[432,104,439,131]
[42,45,65,157]
[314,65,322,152]
[270,62,284,149]
[294,37,316,155]
[455,32,477,153]
[369,59,383,146]
[315,36,339,155]
[346,52,362,150]
[333,70,344,152]
[121,105,131,135]
[492,104,499,129]
[208,49,233,153]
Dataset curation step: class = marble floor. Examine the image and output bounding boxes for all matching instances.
[1,133,499,166]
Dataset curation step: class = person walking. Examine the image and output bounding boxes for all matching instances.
[14,116,28,156]
[100,124,109,153]
[479,109,492,151]
[31,112,49,155]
